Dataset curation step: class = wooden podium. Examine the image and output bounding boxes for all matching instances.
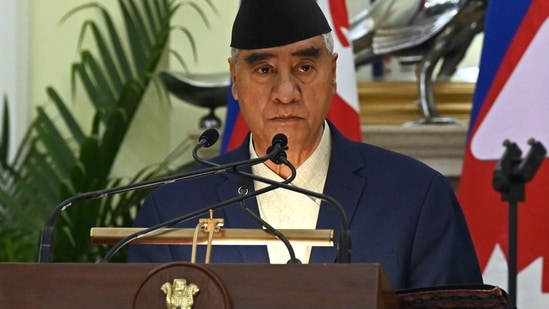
[0,262,399,308]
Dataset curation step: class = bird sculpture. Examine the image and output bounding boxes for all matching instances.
[351,0,487,124]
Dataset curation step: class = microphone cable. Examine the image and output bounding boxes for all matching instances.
[99,182,282,262]
[99,132,294,262]
[239,193,302,264]
[197,130,302,263]
[39,128,288,263]
[194,130,352,263]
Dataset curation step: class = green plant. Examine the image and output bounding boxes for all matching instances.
[0,0,215,262]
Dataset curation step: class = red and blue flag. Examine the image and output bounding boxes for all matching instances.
[458,1,549,306]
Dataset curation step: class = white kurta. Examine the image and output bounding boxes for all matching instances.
[250,123,332,263]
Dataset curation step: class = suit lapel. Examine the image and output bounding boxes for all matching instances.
[311,125,367,263]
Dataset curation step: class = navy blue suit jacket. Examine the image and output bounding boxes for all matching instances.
[128,123,482,290]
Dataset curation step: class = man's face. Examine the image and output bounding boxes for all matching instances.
[229,36,337,155]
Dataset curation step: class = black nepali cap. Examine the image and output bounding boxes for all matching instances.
[230,0,332,49]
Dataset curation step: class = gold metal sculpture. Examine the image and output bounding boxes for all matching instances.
[161,278,200,309]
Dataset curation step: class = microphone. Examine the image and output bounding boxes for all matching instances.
[266,134,288,164]
[197,127,220,148]
[195,133,352,263]
[37,128,285,263]
[100,135,296,262]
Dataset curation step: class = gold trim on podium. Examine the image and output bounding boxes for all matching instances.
[90,227,334,246]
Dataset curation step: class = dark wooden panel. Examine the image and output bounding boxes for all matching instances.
[0,263,399,309]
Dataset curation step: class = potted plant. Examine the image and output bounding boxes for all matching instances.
[0,0,216,262]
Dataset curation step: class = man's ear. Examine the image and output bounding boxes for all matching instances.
[332,52,338,77]
[228,58,238,100]
[228,58,237,82]
[231,82,238,100]
[331,53,338,92]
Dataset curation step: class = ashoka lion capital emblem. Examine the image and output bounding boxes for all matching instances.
[161,278,200,309]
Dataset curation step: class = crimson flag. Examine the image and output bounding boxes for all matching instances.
[458,1,549,306]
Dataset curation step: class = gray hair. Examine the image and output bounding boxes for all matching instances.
[230,32,334,63]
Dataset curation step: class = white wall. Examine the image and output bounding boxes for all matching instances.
[0,0,29,161]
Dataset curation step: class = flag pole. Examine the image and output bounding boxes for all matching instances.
[492,139,546,309]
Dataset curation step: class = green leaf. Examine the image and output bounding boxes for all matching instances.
[0,96,9,169]
[126,0,154,52]
[79,136,103,183]
[24,151,66,217]
[182,1,211,28]
[46,87,86,144]
[171,25,199,64]
[143,0,161,35]
[99,6,135,80]
[120,0,148,75]
[0,186,41,227]
[34,108,76,175]
[76,52,117,120]
[83,21,125,93]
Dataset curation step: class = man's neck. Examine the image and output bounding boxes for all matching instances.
[251,122,330,179]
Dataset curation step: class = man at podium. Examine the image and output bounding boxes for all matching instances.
[128,0,483,291]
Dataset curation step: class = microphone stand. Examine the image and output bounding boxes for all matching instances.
[239,199,302,264]
[236,162,302,264]
[99,182,284,262]
[492,138,546,309]
[100,133,297,262]
[193,136,353,263]
[38,132,284,263]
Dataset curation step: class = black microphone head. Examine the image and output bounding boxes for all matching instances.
[198,128,220,148]
[272,133,288,148]
[267,133,288,165]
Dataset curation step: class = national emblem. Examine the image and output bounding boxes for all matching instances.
[161,278,200,309]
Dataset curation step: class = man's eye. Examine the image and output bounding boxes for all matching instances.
[257,66,271,74]
[298,64,313,73]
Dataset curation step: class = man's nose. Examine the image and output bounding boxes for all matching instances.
[272,73,300,104]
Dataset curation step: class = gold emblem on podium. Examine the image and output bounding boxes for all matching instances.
[161,278,200,309]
